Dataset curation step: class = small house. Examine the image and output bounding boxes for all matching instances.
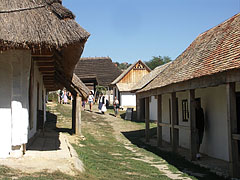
[111,60,151,109]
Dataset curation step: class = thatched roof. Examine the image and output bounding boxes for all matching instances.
[139,13,240,93]
[131,62,171,92]
[117,83,135,92]
[74,57,122,87]
[0,0,90,50]
[111,60,151,85]
[71,74,90,99]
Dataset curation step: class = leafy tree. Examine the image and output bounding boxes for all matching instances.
[114,62,132,71]
[145,56,172,70]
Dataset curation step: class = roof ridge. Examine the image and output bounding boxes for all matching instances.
[0,4,45,13]
[198,13,240,38]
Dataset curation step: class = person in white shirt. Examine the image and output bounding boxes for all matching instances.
[88,90,94,112]
[113,96,119,117]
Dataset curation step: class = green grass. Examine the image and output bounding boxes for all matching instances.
[0,103,229,180]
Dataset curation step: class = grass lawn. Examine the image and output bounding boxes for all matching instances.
[0,103,229,180]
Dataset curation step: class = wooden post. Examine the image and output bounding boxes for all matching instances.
[189,89,197,160]
[136,94,141,122]
[145,97,150,142]
[157,95,162,147]
[226,83,239,178]
[171,92,179,152]
[72,95,76,134]
[75,94,82,135]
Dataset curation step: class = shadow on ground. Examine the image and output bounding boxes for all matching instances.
[27,111,73,151]
[122,128,229,180]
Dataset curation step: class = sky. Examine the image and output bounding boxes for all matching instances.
[63,0,239,64]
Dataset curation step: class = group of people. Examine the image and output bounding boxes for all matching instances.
[82,90,120,116]
[58,89,72,104]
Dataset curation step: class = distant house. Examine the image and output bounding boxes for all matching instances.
[111,60,151,109]
[131,62,171,121]
[136,13,240,178]
[74,57,122,102]
[0,0,89,158]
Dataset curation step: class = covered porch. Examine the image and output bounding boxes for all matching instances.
[137,71,240,178]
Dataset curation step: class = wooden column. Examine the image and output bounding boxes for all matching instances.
[157,95,162,147]
[171,92,179,152]
[136,94,141,122]
[145,97,150,142]
[226,82,239,178]
[189,89,197,160]
[72,95,76,134]
[75,94,82,135]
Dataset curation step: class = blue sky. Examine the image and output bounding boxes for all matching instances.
[63,0,239,64]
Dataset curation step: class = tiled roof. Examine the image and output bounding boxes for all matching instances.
[111,60,151,85]
[74,57,122,87]
[131,62,172,92]
[140,13,240,92]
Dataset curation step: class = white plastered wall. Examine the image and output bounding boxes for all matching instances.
[28,61,45,139]
[195,85,229,161]
[0,56,12,158]
[120,92,136,107]
[176,91,190,149]
[162,93,171,143]
[0,50,46,158]
[149,96,157,121]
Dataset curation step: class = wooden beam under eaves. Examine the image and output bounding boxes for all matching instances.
[33,56,54,62]
[37,62,55,67]
[39,67,55,72]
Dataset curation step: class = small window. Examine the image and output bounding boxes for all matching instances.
[182,99,189,122]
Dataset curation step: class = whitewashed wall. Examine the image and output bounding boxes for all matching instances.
[176,91,190,149]
[28,61,45,139]
[196,85,229,161]
[149,96,157,121]
[160,85,229,161]
[120,92,136,107]
[0,50,45,158]
[162,93,171,143]
[0,57,12,158]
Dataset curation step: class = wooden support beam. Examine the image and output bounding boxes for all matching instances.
[158,122,171,127]
[145,97,150,142]
[136,94,141,122]
[32,56,54,62]
[39,67,55,72]
[189,89,197,161]
[157,95,162,147]
[75,94,82,135]
[226,83,240,178]
[171,92,179,152]
[37,62,55,67]
[72,95,76,134]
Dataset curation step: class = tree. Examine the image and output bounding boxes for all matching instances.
[145,56,172,70]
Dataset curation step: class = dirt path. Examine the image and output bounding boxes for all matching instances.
[86,105,193,180]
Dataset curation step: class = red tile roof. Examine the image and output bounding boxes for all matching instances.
[140,13,240,92]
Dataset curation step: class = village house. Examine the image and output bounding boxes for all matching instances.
[0,0,89,158]
[136,13,240,178]
[131,62,172,122]
[74,57,122,103]
[111,60,151,109]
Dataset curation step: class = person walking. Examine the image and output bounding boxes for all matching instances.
[98,93,103,112]
[195,100,205,159]
[98,93,107,114]
[63,90,68,104]
[88,90,94,112]
[113,96,119,117]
